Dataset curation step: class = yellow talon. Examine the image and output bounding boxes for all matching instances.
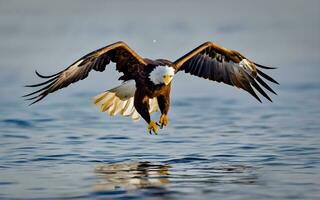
[159,114,168,128]
[148,120,158,135]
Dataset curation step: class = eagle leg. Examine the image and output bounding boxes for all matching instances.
[157,93,170,129]
[159,114,168,129]
[148,121,159,135]
[134,91,159,135]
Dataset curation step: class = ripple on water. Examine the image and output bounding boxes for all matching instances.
[0,181,16,185]
[166,157,208,164]
[97,135,130,140]
[1,119,33,128]
[2,134,30,139]
[30,157,62,162]
[158,140,192,144]
[31,118,55,123]
[45,153,80,158]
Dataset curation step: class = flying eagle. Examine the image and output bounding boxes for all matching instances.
[24,41,278,134]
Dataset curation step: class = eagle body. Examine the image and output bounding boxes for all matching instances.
[25,41,278,134]
[94,59,175,132]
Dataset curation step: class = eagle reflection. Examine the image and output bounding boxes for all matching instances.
[94,161,169,191]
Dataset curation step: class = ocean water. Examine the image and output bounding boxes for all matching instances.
[1,1,320,199]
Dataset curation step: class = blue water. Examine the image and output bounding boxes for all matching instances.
[1,1,320,199]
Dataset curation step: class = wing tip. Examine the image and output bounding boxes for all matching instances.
[26,95,46,106]
[256,69,279,85]
[254,63,277,70]
[35,70,50,78]
[255,96,262,103]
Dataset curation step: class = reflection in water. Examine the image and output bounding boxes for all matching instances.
[94,161,169,192]
[94,161,259,196]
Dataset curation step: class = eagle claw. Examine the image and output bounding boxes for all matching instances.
[148,120,158,135]
[159,114,168,129]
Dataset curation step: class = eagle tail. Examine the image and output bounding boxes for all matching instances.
[93,80,159,121]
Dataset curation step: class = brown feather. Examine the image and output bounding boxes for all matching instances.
[24,41,146,104]
[174,41,278,102]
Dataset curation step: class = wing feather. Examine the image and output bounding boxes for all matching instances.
[24,41,146,105]
[174,41,279,102]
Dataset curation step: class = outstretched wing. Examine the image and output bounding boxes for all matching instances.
[24,41,146,105]
[174,41,279,102]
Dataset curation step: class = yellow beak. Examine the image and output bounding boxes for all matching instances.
[163,75,171,85]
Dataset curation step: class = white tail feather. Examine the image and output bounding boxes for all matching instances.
[93,80,159,121]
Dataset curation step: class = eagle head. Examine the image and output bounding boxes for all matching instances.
[149,65,175,85]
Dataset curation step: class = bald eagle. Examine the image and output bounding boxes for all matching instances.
[24,41,278,134]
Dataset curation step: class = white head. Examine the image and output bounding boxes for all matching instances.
[149,65,175,85]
